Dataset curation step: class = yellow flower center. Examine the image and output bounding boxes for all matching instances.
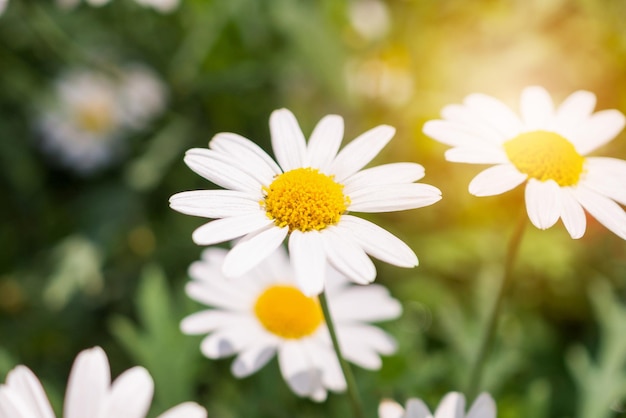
[262,168,350,232]
[254,285,324,339]
[503,130,585,187]
[75,100,115,134]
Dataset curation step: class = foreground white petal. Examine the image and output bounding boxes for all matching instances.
[466,393,497,418]
[573,186,626,240]
[323,227,376,284]
[434,392,465,418]
[3,367,54,418]
[569,109,626,155]
[169,190,261,219]
[559,188,587,239]
[157,402,207,418]
[468,164,527,196]
[222,226,288,277]
[288,230,326,296]
[343,162,426,193]
[348,183,442,212]
[519,86,554,130]
[270,108,307,171]
[192,214,272,245]
[65,347,110,418]
[306,114,344,171]
[445,146,509,164]
[525,179,561,230]
[102,367,153,418]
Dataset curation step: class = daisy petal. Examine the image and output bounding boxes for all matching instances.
[573,186,626,240]
[553,90,596,136]
[278,341,319,398]
[209,132,281,180]
[468,164,527,196]
[330,125,396,182]
[200,326,262,358]
[322,227,376,285]
[343,162,425,193]
[157,402,207,418]
[331,284,402,322]
[65,347,110,418]
[102,367,153,418]
[339,324,396,369]
[169,190,261,219]
[222,226,289,277]
[519,86,554,129]
[445,146,509,164]
[307,115,344,171]
[378,399,406,418]
[184,149,265,193]
[583,157,626,206]
[525,179,561,230]
[4,367,54,418]
[0,386,37,418]
[192,214,272,245]
[180,310,249,335]
[270,109,307,171]
[434,392,465,418]
[559,188,587,239]
[338,215,417,267]
[231,341,277,378]
[467,393,497,418]
[423,120,496,147]
[348,183,442,212]
[405,398,432,418]
[569,109,626,155]
[440,104,506,143]
[288,230,326,296]
[464,93,524,138]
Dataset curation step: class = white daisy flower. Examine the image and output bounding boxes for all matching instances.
[0,0,8,16]
[170,108,442,295]
[180,246,402,402]
[133,0,180,13]
[379,392,496,418]
[0,346,206,418]
[38,67,166,174]
[423,86,626,240]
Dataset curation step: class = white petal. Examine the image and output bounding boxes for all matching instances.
[200,325,263,359]
[277,342,319,398]
[464,93,524,139]
[573,186,626,240]
[337,215,417,267]
[348,183,442,212]
[0,386,39,418]
[222,226,288,277]
[180,310,249,335]
[468,164,527,196]
[65,347,110,418]
[231,341,277,378]
[102,367,153,418]
[191,214,272,245]
[405,398,432,418]
[338,324,397,368]
[466,393,496,418]
[440,104,507,143]
[306,115,344,171]
[343,163,426,193]
[322,227,376,285]
[378,399,405,418]
[184,149,265,193]
[568,109,626,155]
[422,120,496,148]
[525,179,561,230]
[288,231,327,296]
[583,157,626,206]
[3,367,54,418]
[553,90,596,137]
[519,86,554,130]
[559,188,587,239]
[169,190,261,219]
[330,284,402,323]
[209,132,281,181]
[330,125,396,182]
[157,402,207,418]
[270,109,307,171]
[434,392,465,418]
[445,146,509,164]
[304,340,345,392]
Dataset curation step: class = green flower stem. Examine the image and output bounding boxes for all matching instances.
[319,291,365,418]
[466,211,528,400]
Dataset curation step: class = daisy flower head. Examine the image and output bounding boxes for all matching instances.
[0,346,207,418]
[180,246,402,402]
[423,86,626,240]
[378,392,496,418]
[170,108,442,295]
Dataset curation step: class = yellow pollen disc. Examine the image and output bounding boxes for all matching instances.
[503,130,585,187]
[254,285,324,339]
[262,167,350,232]
[76,100,115,134]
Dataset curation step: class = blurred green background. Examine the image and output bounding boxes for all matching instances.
[1,0,626,417]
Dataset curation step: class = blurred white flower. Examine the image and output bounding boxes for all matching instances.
[170,108,441,295]
[56,0,111,9]
[379,392,496,418]
[180,246,402,402]
[133,0,180,13]
[0,346,207,418]
[348,0,391,41]
[37,66,166,174]
[346,57,414,107]
[423,86,626,240]
[0,0,8,16]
